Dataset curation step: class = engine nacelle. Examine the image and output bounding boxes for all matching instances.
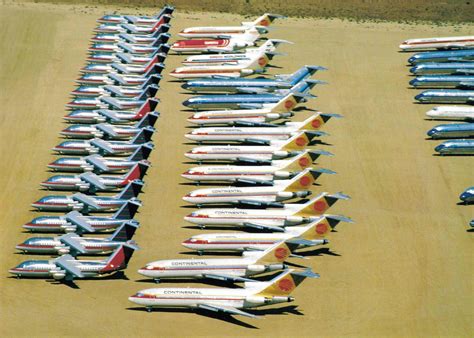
[285,215,304,224]
[80,164,94,172]
[77,183,91,191]
[265,263,285,272]
[273,170,291,179]
[51,271,66,280]
[294,190,312,198]
[276,191,294,199]
[244,295,267,306]
[273,150,289,159]
[246,264,266,273]
[55,246,70,255]
[71,203,84,211]
[62,226,77,233]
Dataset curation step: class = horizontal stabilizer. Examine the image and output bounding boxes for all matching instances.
[292,267,320,279]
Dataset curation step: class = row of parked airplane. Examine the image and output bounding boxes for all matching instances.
[124,13,354,319]
[9,5,176,283]
[400,36,473,227]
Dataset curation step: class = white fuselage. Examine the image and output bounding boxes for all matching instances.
[425,106,474,120]
[181,160,295,182]
[178,25,255,38]
[188,109,290,125]
[400,36,474,51]
[170,63,260,79]
[185,144,298,162]
[185,126,302,142]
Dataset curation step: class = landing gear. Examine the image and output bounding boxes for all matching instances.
[146,306,152,313]
[197,250,203,256]
[154,278,160,284]
[198,224,206,230]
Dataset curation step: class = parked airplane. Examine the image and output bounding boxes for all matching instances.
[408,49,474,65]
[434,139,474,155]
[183,80,323,110]
[425,106,474,121]
[61,112,159,140]
[41,162,149,193]
[185,131,318,163]
[23,200,140,234]
[9,243,138,281]
[427,123,474,139]
[186,93,309,125]
[16,223,138,256]
[400,36,474,51]
[182,215,353,252]
[81,54,164,76]
[181,39,291,66]
[138,241,298,283]
[88,45,170,64]
[181,150,332,184]
[185,113,338,143]
[48,147,153,174]
[409,62,474,75]
[64,98,159,124]
[95,15,172,34]
[90,24,171,44]
[77,67,163,86]
[182,168,335,207]
[66,85,158,110]
[409,75,474,89]
[415,90,474,104]
[178,13,285,38]
[459,186,474,203]
[129,268,316,317]
[182,66,325,94]
[171,28,261,54]
[183,193,350,230]
[98,5,174,25]
[53,128,154,156]
[89,34,170,54]
[170,52,278,79]
[31,180,143,213]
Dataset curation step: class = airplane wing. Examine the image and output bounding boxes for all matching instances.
[121,24,138,34]
[243,222,286,232]
[90,138,115,155]
[71,193,101,210]
[239,138,270,145]
[197,304,259,319]
[58,233,87,255]
[234,121,279,128]
[101,97,124,110]
[84,155,110,172]
[234,178,274,186]
[79,172,107,191]
[456,69,474,74]
[96,124,119,138]
[54,255,84,280]
[96,110,122,123]
[203,273,256,282]
[459,82,474,89]
[209,75,234,79]
[65,211,95,233]
[237,103,264,109]
[111,63,130,74]
[235,157,272,164]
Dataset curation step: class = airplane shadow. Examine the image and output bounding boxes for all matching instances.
[457,201,473,206]
[126,307,259,329]
[134,278,241,288]
[293,106,318,112]
[432,154,474,157]
[309,140,332,146]
[178,251,242,257]
[466,228,474,232]
[179,182,229,187]
[297,247,341,257]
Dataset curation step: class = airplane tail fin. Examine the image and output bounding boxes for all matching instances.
[131,126,155,144]
[133,98,159,120]
[281,131,317,151]
[281,150,332,170]
[259,39,292,51]
[297,113,342,131]
[135,111,159,129]
[152,23,171,37]
[271,93,306,113]
[287,66,326,85]
[157,43,171,55]
[151,14,172,31]
[157,5,174,18]
[255,268,318,296]
[283,168,335,192]
[251,13,285,27]
[101,242,139,272]
[112,200,141,220]
[108,222,139,242]
[255,241,295,264]
[144,63,165,78]
[138,84,159,101]
[294,192,350,216]
[127,144,154,161]
[122,161,150,183]
[299,215,354,240]
[151,33,170,46]
[141,75,162,91]
[117,180,144,200]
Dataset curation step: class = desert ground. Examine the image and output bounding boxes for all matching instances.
[0,1,472,337]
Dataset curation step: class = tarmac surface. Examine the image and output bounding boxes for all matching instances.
[0,2,472,337]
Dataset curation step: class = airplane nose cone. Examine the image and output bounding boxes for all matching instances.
[434,144,444,153]
[181,83,190,90]
[409,79,417,86]
[426,128,436,137]
[409,66,417,74]
[414,93,423,101]
[459,193,469,201]
[408,57,415,64]
[182,99,190,107]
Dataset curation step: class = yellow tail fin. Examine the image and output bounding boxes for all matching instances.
[256,269,318,296]
[283,169,315,192]
[270,94,300,113]
[256,241,292,264]
[298,114,326,131]
[281,132,311,151]
[294,192,349,216]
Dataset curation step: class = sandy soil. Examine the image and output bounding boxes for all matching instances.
[0,2,472,337]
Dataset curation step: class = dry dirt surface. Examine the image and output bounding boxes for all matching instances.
[0,2,473,337]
